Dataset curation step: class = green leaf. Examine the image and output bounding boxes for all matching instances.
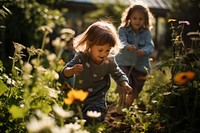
[37,102,52,114]
[9,105,26,119]
[0,79,9,96]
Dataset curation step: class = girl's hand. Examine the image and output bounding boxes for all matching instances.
[121,81,133,94]
[127,45,136,53]
[72,64,83,74]
[125,93,134,107]
[121,81,134,107]
[137,49,144,57]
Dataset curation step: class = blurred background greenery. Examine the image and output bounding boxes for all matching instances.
[0,0,199,71]
[0,0,199,132]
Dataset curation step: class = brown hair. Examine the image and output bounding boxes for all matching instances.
[121,4,154,29]
[74,20,121,56]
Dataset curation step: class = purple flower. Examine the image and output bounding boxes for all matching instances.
[179,21,190,25]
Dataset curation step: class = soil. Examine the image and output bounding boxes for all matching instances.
[104,104,132,133]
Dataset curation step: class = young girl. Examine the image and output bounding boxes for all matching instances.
[61,20,133,124]
[116,4,155,108]
[60,29,76,88]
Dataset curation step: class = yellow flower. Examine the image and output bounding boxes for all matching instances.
[64,89,88,105]
[173,72,188,85]
[168,19,176,23]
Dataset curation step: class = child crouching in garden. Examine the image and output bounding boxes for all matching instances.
[61,20,133,124]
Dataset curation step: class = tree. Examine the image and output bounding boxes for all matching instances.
[0,0,68,70]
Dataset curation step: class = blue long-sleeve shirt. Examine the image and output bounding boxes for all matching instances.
[116,26,154,73]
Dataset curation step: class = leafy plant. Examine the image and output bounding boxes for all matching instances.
[117,19,200,133]
[0,22,108,132]
[150,20,200,132]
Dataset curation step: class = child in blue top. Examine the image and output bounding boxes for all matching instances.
[60,33,76,88]
[61,20,133,124]
[116,4,155,108]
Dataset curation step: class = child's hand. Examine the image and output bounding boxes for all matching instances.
[121,81,134,107]
[127,45,136,53]
[123,85,133,94]
[72,64,83,74]
[137,49,144,57]
[125,93,134,107]
[121,81,133,94]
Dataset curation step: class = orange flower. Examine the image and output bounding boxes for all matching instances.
[185,71,195,80]
[173,72,188,85]
[64,98,74,105]
[64,89,88,105]
[64,90,76,105]
[74,90,89,102]
[173,71,195,85]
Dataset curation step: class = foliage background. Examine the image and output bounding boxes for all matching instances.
[0,0,199,132]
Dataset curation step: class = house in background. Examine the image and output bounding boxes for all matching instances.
[61,0,171,59]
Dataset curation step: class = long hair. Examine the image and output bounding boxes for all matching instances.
[74,20,121,56]
[121,4,155,30]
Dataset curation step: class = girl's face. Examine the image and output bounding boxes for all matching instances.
[129,11,145,32]
[90,44,111,64]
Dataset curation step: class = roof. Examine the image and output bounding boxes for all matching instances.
[133,0,171,10]
[66,0,171,10]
